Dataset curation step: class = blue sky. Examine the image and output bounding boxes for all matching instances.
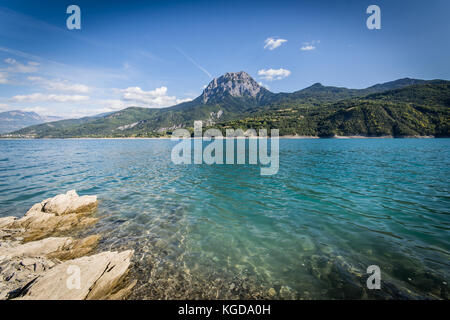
[0,0,449,118]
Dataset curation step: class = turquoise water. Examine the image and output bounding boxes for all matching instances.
[0,138,449,299]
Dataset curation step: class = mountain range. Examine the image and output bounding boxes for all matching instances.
[3,71,449,138]
[0,110,62,134]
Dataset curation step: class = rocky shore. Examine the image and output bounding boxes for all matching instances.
[0,190,135,300]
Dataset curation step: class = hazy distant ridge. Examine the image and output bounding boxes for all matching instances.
[0,110,62,134]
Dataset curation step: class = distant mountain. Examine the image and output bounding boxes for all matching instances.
[5,72,449,138]
[270,78,428,106]
[364,78,427,93]
[0,110,62,134]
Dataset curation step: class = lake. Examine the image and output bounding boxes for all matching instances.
[0,138,449,299]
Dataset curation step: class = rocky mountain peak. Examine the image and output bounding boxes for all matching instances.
[201,71,267,103]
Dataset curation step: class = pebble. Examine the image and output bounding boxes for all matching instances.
[279,286,295,299]
[268,288,276,297]
[301,237,315,251]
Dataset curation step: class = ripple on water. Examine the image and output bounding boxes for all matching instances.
[0,138,449,299]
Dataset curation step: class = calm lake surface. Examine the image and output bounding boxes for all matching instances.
[0,138,449,299]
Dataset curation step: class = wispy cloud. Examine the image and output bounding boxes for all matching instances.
[27,76,91,93]
[264,37,287,50]
[0,72,10,84]
[258,68,291,81]
[4,58,39,73]
[133,50,162,62]
[0,46,128,84]
[9,93,90,103]
[174,46,212,79]
[0,46,44,62]
[300,40,320,51]
[0,57,40,85]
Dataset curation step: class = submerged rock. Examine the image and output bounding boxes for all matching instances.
[268,287,276,297]
[279,285,297,299]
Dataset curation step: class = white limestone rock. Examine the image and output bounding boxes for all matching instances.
[0,237,73,259]
[20,250,134,300]
[0,217,16,228]
[39,190,98,216]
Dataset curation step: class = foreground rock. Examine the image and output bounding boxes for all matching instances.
[0,254,55,299]
[0,190,135,300]
[1,190,98,242]
[0,217,16,228]
[0,235,100,260]
[20,250,134,300]
[38,190,97,215]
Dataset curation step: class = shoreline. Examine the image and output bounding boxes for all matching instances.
[0,135,442,140]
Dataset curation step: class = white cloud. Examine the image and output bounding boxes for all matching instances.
[0,72,9,84]
[10,93,90,103]
[27,76,90,93]
[257,68,291,81]
[176,98,193,104]
[300,45,315,51]
[264,37,287,50]
[121,86,191,108]
[300,40,320,51]
[4,58,39,73]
